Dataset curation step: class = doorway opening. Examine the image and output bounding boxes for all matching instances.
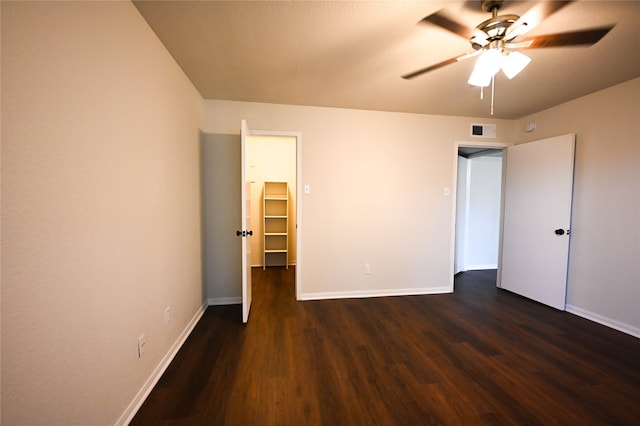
[246,132,301,299]
[453,142,508,289]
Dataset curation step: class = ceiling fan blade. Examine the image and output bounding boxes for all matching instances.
[504,40,534,49]
[516,26,614,49]
[402,57,459,80]
[401,51,480,80]
[455,49,483,62]
[419,10,475,40]
[506,0,573,40]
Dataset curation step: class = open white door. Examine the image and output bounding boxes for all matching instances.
[240,120,253,323]
[500,134,575,310]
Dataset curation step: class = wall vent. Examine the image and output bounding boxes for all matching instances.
[470,123,496,138]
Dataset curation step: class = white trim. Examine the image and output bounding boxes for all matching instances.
[296,132,302,301]
[451,140,510,291]
[300,286,451,301]
[565,304,640,338]
[116,303,207,426]
[253,262,297,268]
[208,297,242,306]
[247,128,303,302]
[462,160,471,273]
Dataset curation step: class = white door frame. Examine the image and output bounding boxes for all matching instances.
[449,140,511,291]
[246,128,303,300]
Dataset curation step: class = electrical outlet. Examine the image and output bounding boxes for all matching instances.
[137,334,146,358]
[164,306,171,325]
[365,264,372,274]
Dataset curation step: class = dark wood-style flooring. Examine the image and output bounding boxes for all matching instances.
[131,268,640,425]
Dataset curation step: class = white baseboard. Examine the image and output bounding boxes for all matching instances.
[252,263,297,268]
[565,304,640,338]
[463,264,497,271]
[116,302,207,426]
[208,296,241,306]
[300,286,452,301]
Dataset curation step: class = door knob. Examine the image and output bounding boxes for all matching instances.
[247,230,253,236]
[554,228,565,235]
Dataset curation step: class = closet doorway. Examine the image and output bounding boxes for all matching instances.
[246,133,301,299]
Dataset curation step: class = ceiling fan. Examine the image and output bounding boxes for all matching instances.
[402,0,614,86]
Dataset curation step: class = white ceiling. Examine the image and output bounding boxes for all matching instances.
[133,0,640,119]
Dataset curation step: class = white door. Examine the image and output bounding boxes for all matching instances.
[240,120,253,323]
[500,134,575,310]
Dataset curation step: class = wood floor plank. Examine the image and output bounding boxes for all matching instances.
[131,268,640,425]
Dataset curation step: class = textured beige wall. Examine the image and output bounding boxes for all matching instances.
[202,101,514,299]
[1,1,204,424]
[514,78,640,335]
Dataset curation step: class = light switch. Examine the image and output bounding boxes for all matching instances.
[304,185,311,194]
[444,187,451,196]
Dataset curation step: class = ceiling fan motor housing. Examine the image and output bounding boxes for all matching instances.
[473,14,520,49]
[482,0,504,14]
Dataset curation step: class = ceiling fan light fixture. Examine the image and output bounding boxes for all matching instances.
[468,48,501,87]
[468,68,492,87]
[501,51,531,79]
[403,0,615,114]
